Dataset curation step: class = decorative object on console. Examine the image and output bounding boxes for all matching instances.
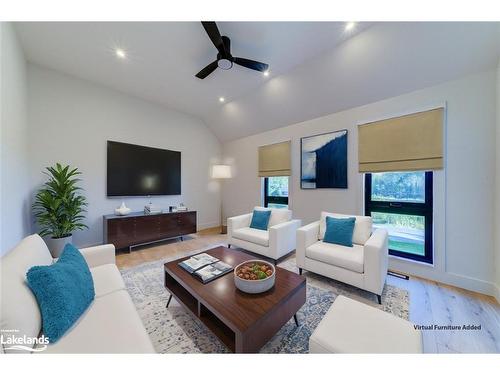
[115,201,131,216]
[211,164,232,234]
[32,163,88,258]
[144,200,162,214]
[301,130,348,189]
[176,203,188,211]
[234,260,276,294]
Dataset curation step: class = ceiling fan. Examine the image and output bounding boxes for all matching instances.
[195,21,269,79]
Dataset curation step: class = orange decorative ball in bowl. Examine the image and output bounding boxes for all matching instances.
[234,260,276,294]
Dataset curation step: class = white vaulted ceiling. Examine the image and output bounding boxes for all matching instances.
[15,22,500,142]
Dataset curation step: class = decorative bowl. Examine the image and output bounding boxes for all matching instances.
[114,207,131,216]
[234,260,276,294]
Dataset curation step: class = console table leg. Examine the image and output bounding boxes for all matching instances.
[166,294,173,308]
[294,314,299,327]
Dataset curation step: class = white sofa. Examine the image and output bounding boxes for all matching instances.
[296,212,388,303]
[0,234,154,354]
[227,207,301,262]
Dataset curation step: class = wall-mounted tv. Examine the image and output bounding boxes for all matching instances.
[107,141,181,196]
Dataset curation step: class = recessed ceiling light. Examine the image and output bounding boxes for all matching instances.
[115,48,126,59]
[263,70,270,77]
[345,22,356,31]
[219,97,225,103]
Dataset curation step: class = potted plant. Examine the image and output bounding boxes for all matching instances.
[33,163,88,257]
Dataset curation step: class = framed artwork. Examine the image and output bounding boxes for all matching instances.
[300,129,348,189]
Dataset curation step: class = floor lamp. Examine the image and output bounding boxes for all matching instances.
[212,164,232,234]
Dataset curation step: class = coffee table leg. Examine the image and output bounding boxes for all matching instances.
[294,314,299,327]
[166,294,173,308]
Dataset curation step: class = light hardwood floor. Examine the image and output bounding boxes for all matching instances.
[115,228,500,354]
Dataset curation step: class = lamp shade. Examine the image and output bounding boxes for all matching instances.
[212,165,232,179]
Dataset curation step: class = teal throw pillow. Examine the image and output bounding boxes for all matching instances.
[249,209,272,230]
[26,243,95,343]
[323,216,356,247]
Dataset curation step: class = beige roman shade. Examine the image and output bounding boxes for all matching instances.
[358,108,444,173]
[258,141,291,177]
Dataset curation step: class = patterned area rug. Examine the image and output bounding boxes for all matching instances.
[120,246,409,353]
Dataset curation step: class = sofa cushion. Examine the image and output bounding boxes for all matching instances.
[0,234,53,350]
[232,227,269,247]
[254,206,291,228]
[26,244,95,343]
[309,295,422,353]
[323,216,356,247]
[39,290,155,353]
[306,241,364,273]
[319,212,372,245]
[249,209,271,230]
[90,264,126,298]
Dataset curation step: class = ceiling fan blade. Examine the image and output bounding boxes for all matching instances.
[195,60,218,79]
[201,21,227,55]
[234,57,269,72]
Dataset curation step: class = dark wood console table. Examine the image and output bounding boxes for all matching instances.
[103,210,196,252]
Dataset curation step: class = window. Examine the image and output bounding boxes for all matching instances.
[264,176,289,209]
[365,171,433,264]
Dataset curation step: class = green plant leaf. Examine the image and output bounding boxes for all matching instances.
[33,163,88,238]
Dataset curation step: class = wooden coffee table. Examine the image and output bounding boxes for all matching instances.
[164,246,306,353]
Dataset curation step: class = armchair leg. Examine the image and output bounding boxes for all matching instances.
[298,268,303,275]
[377,294,382,304]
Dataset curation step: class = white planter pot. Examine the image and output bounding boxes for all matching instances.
[45,235,73,258]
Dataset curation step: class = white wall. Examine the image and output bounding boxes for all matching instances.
[28,64,222,248]
[495,60,500,302]
[222,70,497,297]
[0,23,30,255]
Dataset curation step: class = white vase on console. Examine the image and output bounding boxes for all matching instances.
[115,201,131,216]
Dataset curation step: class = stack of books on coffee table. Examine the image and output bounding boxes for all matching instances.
[178,252,233,283]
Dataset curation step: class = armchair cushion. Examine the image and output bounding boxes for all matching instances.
[232,227,269,247]
[306,241,364,273]
[320,212,372,245]
[249,209,271,230]
[254,207,291,228]
[323,216,356,247]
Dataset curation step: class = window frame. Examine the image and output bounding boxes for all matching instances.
[263,177,289,208]
[364,171,433,264]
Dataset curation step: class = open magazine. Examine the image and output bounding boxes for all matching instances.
[178,253,233,284]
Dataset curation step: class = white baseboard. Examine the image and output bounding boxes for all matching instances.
[390,258,497,299]
[197,221,220,231]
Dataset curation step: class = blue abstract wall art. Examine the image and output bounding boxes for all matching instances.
[301,129,348,189]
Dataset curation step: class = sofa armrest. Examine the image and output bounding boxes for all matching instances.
[227,213,252,237]
[296,221,320,268]
[269,219,302,259]
[363,228,388,295]
[79,244,116,268]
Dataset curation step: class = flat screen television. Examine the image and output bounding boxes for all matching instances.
[107,141,181,196]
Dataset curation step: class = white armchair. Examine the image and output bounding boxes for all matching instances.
[227,207,302,263]
[296,212,388,303]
